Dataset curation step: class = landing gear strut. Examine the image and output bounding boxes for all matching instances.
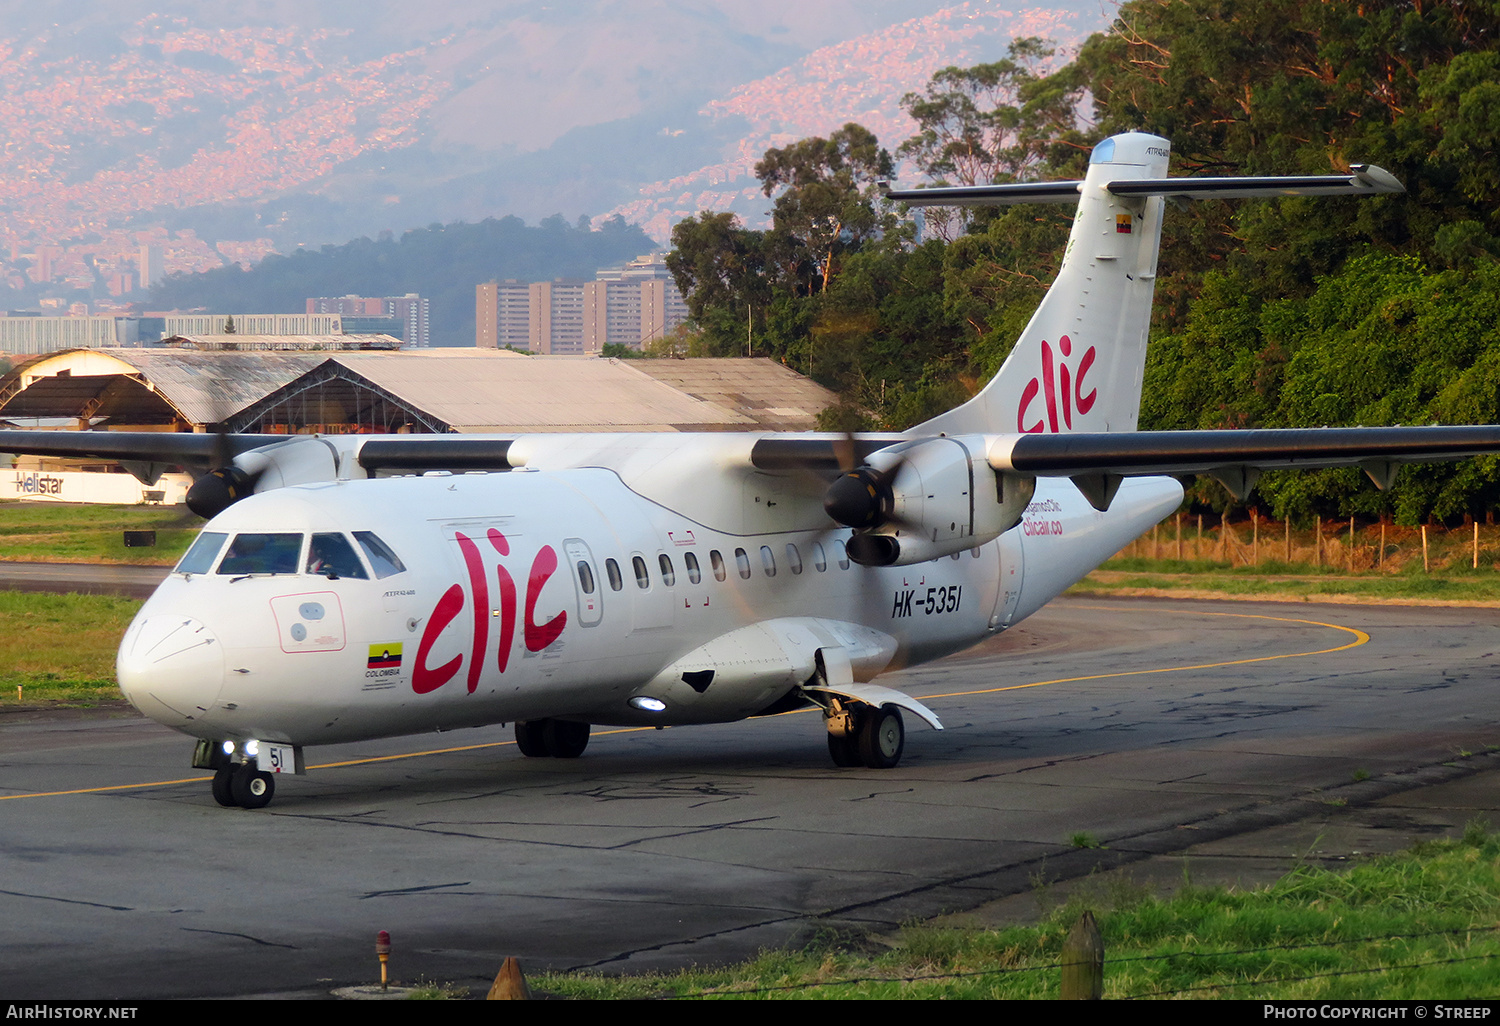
[824,700,905,769]
[515,719,591,758]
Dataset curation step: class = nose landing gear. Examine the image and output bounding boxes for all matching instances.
[213,764,275,809]
[196,739,286,809]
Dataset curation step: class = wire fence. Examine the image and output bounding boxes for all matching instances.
[634,921,1500,999]
[1121,511,1500,573]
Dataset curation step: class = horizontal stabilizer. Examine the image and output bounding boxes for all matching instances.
[882,164,1402,208]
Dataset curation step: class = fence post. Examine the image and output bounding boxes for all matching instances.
[1285,518,1291,562]
[1475,521,1480,570]
[1349,516,1355,571]
[1315,515,1322,568]
[1060,911,1104,1000]
[1422,524,1430,573]
[1176,513,1182,560]
[1252,508,1259,565]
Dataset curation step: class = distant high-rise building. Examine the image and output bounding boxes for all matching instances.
[138,245,164,289]
[530,281,588,355]
[306,293,430,346]
[475,254,686,353]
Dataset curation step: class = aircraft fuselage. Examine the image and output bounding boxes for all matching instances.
[116,468,1182,748]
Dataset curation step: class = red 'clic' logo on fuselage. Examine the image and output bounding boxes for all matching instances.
[1017,335,1097,433]
[413,528,567,695]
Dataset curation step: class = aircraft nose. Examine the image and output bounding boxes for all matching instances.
[116,614,225,729]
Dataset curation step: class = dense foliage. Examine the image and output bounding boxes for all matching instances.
[666,1,1500,523]
[148,214,655,347]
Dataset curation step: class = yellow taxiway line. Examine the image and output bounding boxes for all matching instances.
[0,609,1368,801]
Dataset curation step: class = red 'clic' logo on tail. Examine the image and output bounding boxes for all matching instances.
[1017,335,1097,433]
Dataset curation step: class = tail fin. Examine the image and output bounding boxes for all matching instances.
[891,132,1403,437]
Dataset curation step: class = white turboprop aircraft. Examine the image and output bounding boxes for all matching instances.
[5,132,1498,809]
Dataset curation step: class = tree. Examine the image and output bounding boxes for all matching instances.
[899,37,1081,188]
[665,212,769,355]
[755,123,894,294]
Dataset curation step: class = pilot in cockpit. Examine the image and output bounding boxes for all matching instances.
[306,532,369,580]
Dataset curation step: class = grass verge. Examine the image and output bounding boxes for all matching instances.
[1074,556,1500,605]
[0,499,195,565]
[534,821,1500,999]
[0,590,139,703]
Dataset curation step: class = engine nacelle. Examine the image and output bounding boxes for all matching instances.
[185,436,341,518]
[841,436,1034,567]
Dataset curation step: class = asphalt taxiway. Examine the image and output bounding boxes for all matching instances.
[3,596,1499,998]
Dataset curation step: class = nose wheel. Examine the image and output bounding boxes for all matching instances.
[211,764,276,809]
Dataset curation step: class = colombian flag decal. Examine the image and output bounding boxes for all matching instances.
[1116,214,1132,234]
[368,643,403,669]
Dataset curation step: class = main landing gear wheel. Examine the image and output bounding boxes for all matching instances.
[857,704,904,769]
[514,720,548,757]
[211,766,237,807]
[229,765,275,809]
[827,729,862,767]
[515,719,591,758]
[543,720,590,758]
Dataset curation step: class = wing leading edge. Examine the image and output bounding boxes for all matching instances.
[987,425,1500,509]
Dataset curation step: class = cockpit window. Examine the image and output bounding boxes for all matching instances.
[307,532,369,580]
[217,533,303,575]
[353,532,407,579]
[176,532,228,575]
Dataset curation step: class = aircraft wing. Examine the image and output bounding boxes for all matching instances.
[0,430,281,466]
[987,425,1500,509]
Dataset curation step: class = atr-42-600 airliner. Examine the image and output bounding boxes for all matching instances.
[6,132,1497,809]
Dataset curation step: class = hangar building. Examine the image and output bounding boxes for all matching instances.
[0,343,840,503]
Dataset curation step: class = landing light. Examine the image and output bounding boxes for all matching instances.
[221,740,235,756]
[629,696,667,713]
[244,739,260,757]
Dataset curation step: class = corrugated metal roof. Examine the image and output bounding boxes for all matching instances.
[334,353,751,432]
[164,334,401,351]
[630,358,836,431]
[1,347,839,433]
[0,348,323,426]
[107,349,325,425]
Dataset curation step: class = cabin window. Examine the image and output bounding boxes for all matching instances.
[658,553,676,586]
[760,545,776,577]
[307,533,369,579]
[605,558,623,591]
[951,551,961,561]
[353,532,407,578]
[632,555,650,589]
[834,539,850,570]
[972,547,981,558]
[218,533,303,576]
[786,543,803,575]
[710,550,727,582]
[685,551,702,584]
[177,532,228,575]
[812,541,827,573]
[734,548,751,579]
[577,561,596,595]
